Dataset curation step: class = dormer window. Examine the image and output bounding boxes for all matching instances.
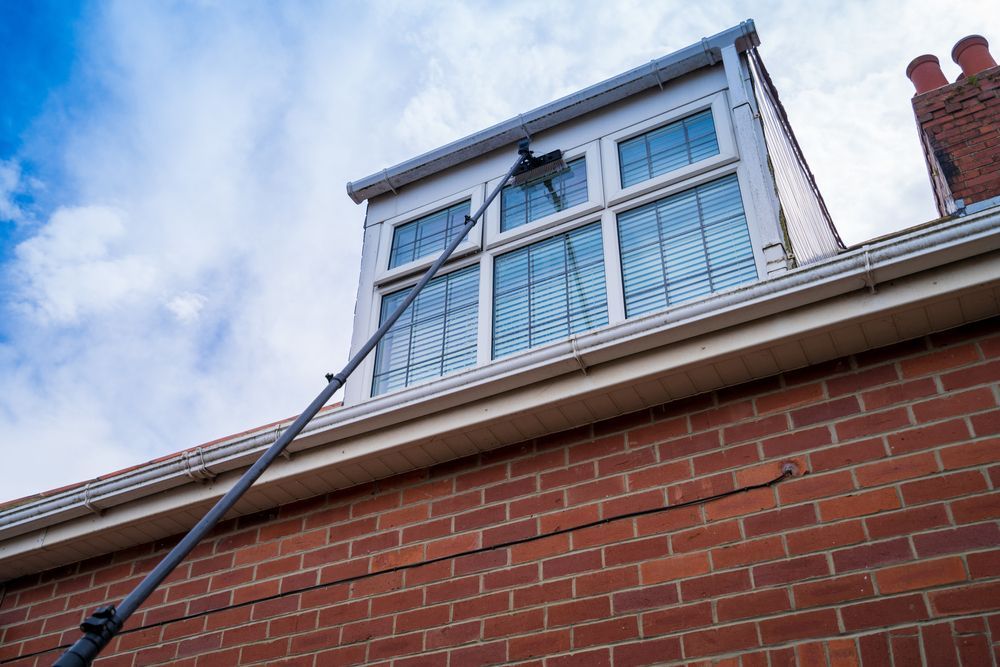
[500,157,589,232]
[618,109,720,188]
[493,222,608,358]
[389,200,471,269]
[372,265,479,396]
[617,174,756,318]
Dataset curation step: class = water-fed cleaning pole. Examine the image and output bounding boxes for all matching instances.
[54,141,565,666]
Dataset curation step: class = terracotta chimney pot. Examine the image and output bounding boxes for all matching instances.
[951,34,997,77]
[906,54,948,94]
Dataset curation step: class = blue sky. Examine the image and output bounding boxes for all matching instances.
[1,0,998,501]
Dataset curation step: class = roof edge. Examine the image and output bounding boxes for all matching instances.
[345,20,759,204]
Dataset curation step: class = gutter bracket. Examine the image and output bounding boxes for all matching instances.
[650,60,665,90]
[182,448,217,483]
[518,114,531,141]
[381,170,399,196]
[701,38,718,65]
[863,248,878,294]
[82,483,103,516]
[570,336,589,376]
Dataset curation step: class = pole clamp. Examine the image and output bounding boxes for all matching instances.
[80,605,120,636]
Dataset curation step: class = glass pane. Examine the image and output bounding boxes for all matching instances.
[500,157,589,232]
[372,265,479,396]
[617,174,756,318]
[618,109,720,189]
[493,222,608,358]
[389,201,471,269]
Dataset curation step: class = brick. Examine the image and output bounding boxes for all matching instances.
[351,491,400,517]
[759,609,839,643]
[401,479,453,505]
[724,414,789,444]
[712,535,785,569]
[634,505,701,537]
[940,358,1000,390]
[453,549,507,575]
[951,492,1000,523]
[690,401,753,431]
[828,364,898,396]
[779,471,853,505]
[629,418,689,447]
[455,464,508,492]
[431,490,481,517]
[743,504,817,537]
[930,581,1000,615]
[613,637,683,667]
[401,518,452,544]
[912,387,995,423]
[483,563,536,590]
[865,504,950,539]
[682,622,758,658]
[967,549,1000,578]
[756,382,824,413]
[573,617,639,649]
[613,582,679,613]
[567,476,625,505]
[704,487,776,520]
[625,461,690,492]
[680,569,751,601]
[819,488,900,521]
[855,453,938,487]
[716,588,790,621]
[693,444,759,476]
[597,447,657,477]
[658,432,721,461]
[482,518,537,547]
[887,419,970,454]
[484,477,537,503]
[877,557,967,594]
[576,566,640,596]
[794,573,873,608]
[350,531,399,557]
[920,623,960,667]
[915,523,1000,557]
[542,550,602,578]
[452,592,509,621]
[448,642,507,665]
[425,575,478,604]
[540,463,597,492]
[671,520,741,553]
[786,520,866,556]
[761,427,832,458]
[667,472,734,504]
[514,579,573,608]
[833,537,912,572]
[939,437,1000,469]
[574,516,636,549]
[901,470,987,504]
[841,594,929,631]
[791,397,860,428]
[548,597,611,627]
[642,601,713,635]
[508,629,570,661]
[368,633,423,660]
[604,536,668,566]
[753,554,829,587]
[836,409,911,441]
[900,343,979,377]
[810,438,886,473]
[601,490,663,520]
[511,534,569,564]
[377,504,428,530]
[453,505,506,532]
[862,378,937,410]
[971,410,1000,436]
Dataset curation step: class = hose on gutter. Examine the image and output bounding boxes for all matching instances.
[14,464,797,665]
[52,145,548,667]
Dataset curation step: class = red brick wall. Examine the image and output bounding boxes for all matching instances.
[912,65,1000,216]
[2,317,1000,666]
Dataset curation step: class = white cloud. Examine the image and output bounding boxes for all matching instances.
[0,159,25,222]
[1,0,999,500]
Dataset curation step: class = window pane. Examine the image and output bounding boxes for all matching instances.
[493,222,608,358]
[618,110,720,189]
[500,157,589,232]
[617,174,756,318]
[389,201,471,268]
[372,265,479,396]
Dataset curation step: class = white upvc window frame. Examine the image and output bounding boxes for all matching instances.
[484,140,604,250]
[374,184,486,285]
[605,161,768,301]
[362,254,484,398]
[600,92,738,208]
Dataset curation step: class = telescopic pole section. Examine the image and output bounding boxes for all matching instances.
[54,146,543,666]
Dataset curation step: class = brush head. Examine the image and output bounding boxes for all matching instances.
[511,142,567,186]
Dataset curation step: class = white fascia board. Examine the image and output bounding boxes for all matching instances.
[1,209,999,558]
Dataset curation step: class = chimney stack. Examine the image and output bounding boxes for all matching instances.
[907,34,1000,217]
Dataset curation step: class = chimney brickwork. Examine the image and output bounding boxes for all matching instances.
[908,36,1000,217]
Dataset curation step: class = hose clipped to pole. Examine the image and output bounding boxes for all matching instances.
[54,141,564,666]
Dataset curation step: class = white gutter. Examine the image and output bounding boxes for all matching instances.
[345,21,759,204]
[1,208,998,542]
